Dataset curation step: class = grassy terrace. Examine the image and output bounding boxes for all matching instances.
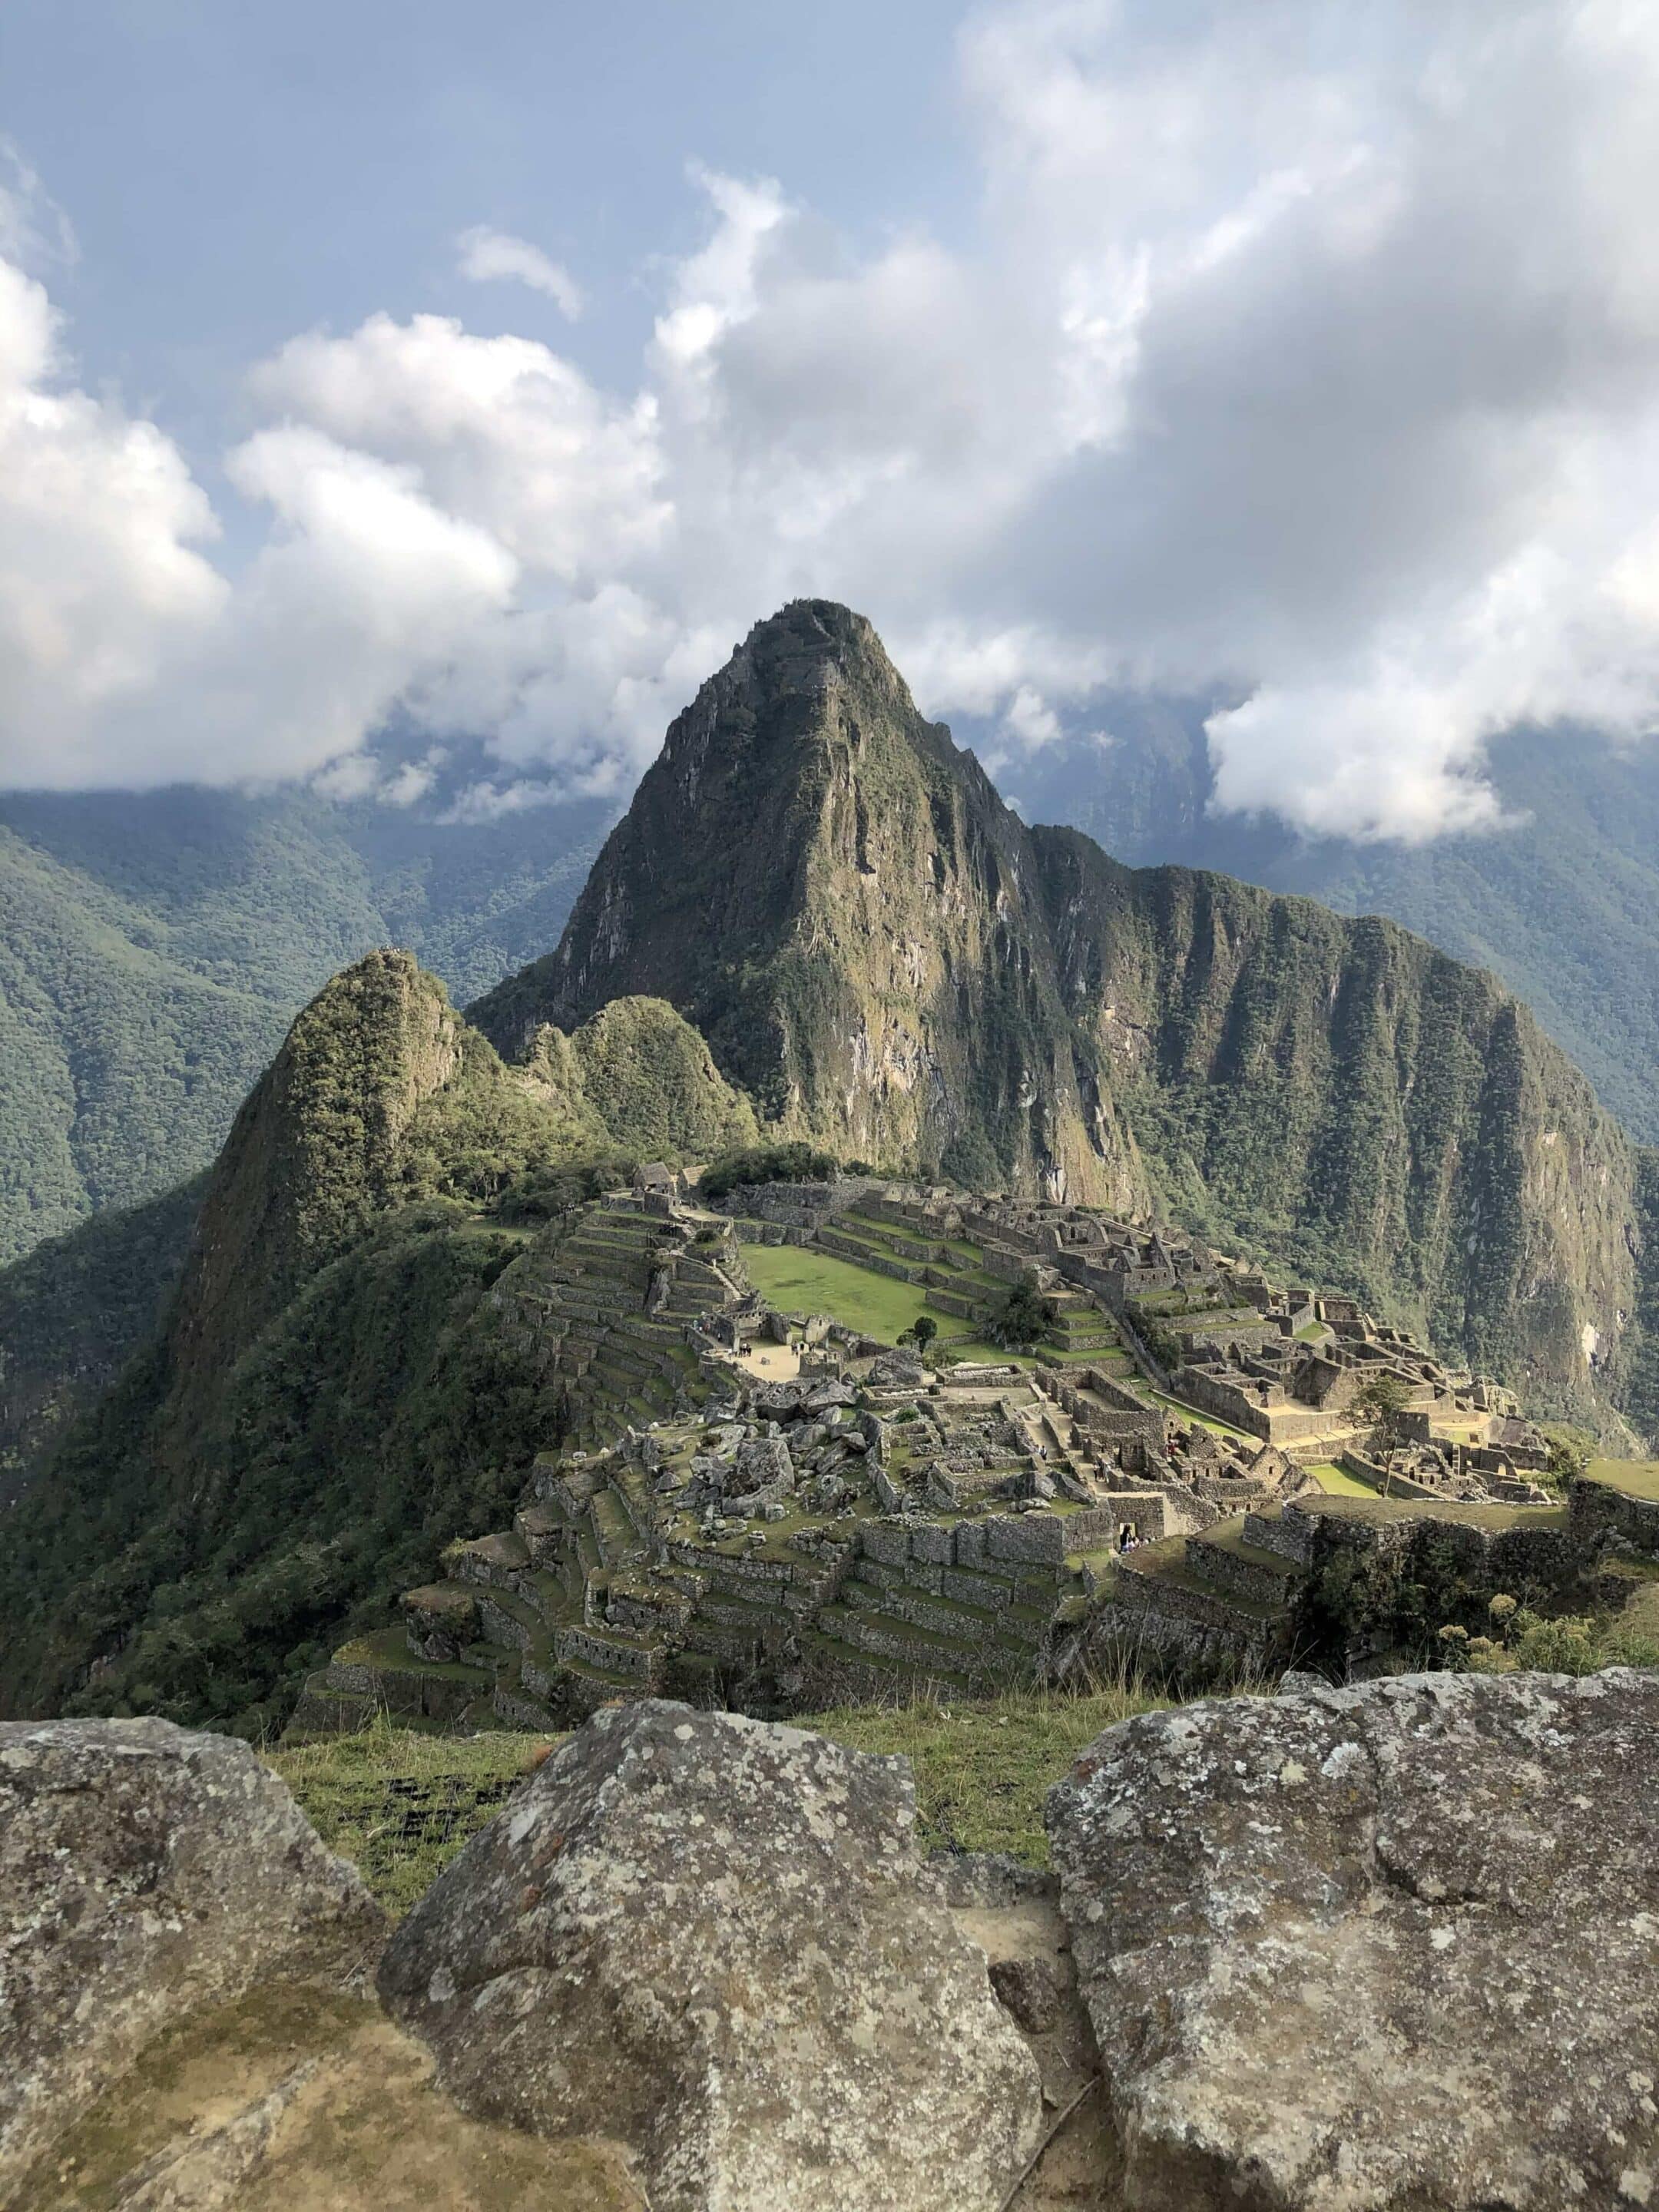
[1198,1517,1303,1574]
[1118,1537,1288,1619]
[738,1243,982,1346]
[1295,1494,1568,1532]
[1308,1460,1377,1496]
[1588,1459,1659,1501]
[270,1684,1171,1912]
[1142,1386,1257,1441]
[737,1214,1137,1377]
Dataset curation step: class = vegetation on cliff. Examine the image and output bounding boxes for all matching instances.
[0,784,608,1270]
[1010,712,1659,1149]
[0,959,766,1730]
[0,1179,204,1504]
[1031,833,1639,1420]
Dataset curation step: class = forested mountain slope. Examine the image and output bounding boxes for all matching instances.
[0,783,608,1266]
[0,1180,204,1508]
[1031,831,1638,1404]
[0,953,756,1727]
[1004,717,1659,1147]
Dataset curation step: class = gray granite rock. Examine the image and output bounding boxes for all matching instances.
[733,1434,794,1491]
[1047,1667,1659,2211]
[0,1717,386,2197]
[379,1700,1043,2212]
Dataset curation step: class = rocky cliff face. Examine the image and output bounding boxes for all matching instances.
[475,602,1641,1419]
[1031,832,1640,1409]
[470,602,1145,1208]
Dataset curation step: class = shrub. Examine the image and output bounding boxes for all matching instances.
[700,1143,841,1204]
[991,1274,1057,1350]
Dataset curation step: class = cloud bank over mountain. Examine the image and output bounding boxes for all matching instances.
[4,0,1659,839]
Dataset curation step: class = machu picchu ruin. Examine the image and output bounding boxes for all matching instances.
[291,1170,1659,1738]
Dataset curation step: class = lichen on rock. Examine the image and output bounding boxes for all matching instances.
[0,1716,386,2198]
[1046,1667,1659,2212]
[379,1697,1045,2212]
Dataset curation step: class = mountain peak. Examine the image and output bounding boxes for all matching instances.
[655,598,921,789]
[737,597,896,678]
[471,607,1137,1204]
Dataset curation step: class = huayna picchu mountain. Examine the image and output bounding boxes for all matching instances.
[4,599,1657,1732]
[473,601,1642,1416]
[471,601,1144,1210]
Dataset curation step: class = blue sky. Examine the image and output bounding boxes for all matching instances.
[2,3,969,469]
[3,2,1659,840]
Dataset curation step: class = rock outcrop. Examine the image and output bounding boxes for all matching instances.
[0,1716,386,2198]
[1047,1668,1659,2212]
[469,599,1146,1208]
[379,1698,1045,2212]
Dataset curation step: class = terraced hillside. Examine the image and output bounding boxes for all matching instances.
[289,1187,1341,1734]
[290,1179,1659,1738]
[292,1357,1114,1738]
[487,1203,734,1450]
[734,1189,1136,1372]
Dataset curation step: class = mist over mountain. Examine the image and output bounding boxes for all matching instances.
[998,712,1659,1149]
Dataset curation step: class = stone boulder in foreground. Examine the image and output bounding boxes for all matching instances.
[1048,1668,1659,2212]
[0,1716,386,2196]
[379,1699,1044,2212]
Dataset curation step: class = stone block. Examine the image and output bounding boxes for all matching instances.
[985,1515,1066,1565]
[379,1703,1041,2212]
[859,1522,912,1567]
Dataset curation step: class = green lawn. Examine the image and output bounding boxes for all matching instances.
[736,1236,1131,1374]
[944,1337,1036,1368]
[739,1243,981,1347]
[1308,1460,1376,1496]
[1587,1459,1659,1502]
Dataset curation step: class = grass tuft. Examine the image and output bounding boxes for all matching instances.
[268,1674,1184,1912]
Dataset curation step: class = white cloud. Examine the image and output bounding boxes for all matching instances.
[249,314,665,578]
[0,260,228,784]
[8,3,1659,837]
[0,139,76,270]
[456,225,582,317]
[1004,684,1061,748]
